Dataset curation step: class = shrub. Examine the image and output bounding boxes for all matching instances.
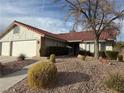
[17,54,26,61]
[81,55,86,61]
[99,51,106,58]
[28,61,57,88]
[77,54,86,61]
[79,50,94,56]
[105,73,124,93]
[105,51,118,60]
[50,54,56,63]
[0,63,4,76]
[43,46,69,56]
[79,50,87,55]
[118,55,123,62]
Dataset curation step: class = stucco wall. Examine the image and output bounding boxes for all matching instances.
[0,26,41,42]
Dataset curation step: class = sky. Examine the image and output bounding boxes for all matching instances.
[0,0,124,41]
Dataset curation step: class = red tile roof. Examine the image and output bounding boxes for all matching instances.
[14,21,67,42]
[57,30,117,41]
[1,20,117,42]
[14,21,118,42]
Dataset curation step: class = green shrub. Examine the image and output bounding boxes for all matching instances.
[43,46,69,56]
[118,55,123,62]
[105,51,118,60]
[17,54,26,61]
[105,73,124,93]
[28,61,57,88]
[50,54,56,63]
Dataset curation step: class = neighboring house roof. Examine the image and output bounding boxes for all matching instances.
[0,20,66,42]
[0,20,117,42]
[58,30,117,42]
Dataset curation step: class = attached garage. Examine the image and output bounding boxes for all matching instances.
[12,40,37,57]
[1,42,10,56]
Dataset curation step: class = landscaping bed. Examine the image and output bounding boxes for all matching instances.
[3,58,124,93]
[1,59,36,76]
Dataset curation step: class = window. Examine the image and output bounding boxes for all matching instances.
[13,26,20,34]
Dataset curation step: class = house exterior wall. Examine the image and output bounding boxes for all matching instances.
[0,26,42,57]
[0,25,66,57]
[0,26,41,42]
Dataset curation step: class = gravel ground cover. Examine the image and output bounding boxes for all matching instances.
[3,57,124,93]
[1,59,36,76]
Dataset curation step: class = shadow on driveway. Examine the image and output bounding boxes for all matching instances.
[1,68,28,78]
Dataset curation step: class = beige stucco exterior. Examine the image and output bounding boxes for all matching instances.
[0,26,41,42]
[0,21,115,57]
[0,25,66,57]
[0,26,42,57]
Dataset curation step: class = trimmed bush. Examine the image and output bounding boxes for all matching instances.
[17,54,26,61]
[105,73,124,93]
[81,55,86,61]
[118,55,123,62]
[28,61,57,88]
[50,54,56,63]
[77,54,86,61]
[105,51,118,60]
[43,46,69,56]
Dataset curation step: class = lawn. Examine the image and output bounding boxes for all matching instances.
[3,57,124,93]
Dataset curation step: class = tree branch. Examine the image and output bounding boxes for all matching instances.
[76,0,89,19]
[102,10,124,31]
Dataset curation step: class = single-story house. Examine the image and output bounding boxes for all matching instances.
[0,21,117,57]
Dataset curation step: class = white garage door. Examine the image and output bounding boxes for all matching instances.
[12,40,37,57]
[2,42,10,56]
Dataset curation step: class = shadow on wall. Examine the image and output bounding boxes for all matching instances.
[56,71,91,87]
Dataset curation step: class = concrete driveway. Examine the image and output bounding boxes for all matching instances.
[0,56,17,63]
[0,61,38,93]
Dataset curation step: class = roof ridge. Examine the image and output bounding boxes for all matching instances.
[13,20,66,41]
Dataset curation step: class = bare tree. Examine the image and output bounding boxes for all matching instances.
[55,0,124,59]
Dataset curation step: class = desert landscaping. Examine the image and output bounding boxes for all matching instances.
[3,57,124,93]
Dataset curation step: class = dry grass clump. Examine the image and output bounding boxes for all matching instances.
[105,72,124,93]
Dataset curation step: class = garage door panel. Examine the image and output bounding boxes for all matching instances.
[2,42,10,56]
[12,40,37,57]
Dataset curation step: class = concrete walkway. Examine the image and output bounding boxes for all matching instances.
[0,57,17,63]
[0,62,36,93]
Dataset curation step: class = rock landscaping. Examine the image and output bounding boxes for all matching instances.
[0,59,36,76]
[3,57,124,93]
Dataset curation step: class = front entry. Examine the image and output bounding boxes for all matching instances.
[68,43,79,56]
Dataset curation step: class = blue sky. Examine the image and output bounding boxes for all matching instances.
[0,0,73,34]
[0,0,124,41]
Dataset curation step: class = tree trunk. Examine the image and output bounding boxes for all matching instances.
[94,38,99,59]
